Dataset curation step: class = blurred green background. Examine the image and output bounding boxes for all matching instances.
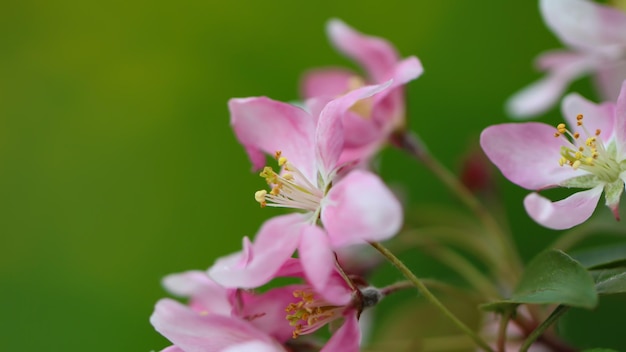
[2,0,624,351]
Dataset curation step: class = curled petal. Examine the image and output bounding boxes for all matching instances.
[506,75,571,119]
[326,18,399,82]
[387,56,424,88]
[223,341,285,352]
[300,68,356,99]
[507,51,593,119]
[322,170,402,247]
[594,61,626,102]
[321,312,360,352]
[229,97,316,180]
[613,81,626,159]
[523,186,603,230]
[298,226,353,305]
[540,0,626,51]
[480,122,584,189]
[151,299,280,352]
[561,93,615,139]
[162,271,231,315]
[298,225,336,299]
[316,81,392,177]
[208,214,304,289]
[160,346,184,352]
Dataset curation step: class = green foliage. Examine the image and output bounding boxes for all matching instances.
[482,249,598,311]
[572,243,626,269]
[593,268,626,295]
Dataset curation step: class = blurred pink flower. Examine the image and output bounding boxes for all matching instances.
[150,270,294,352]
[214,83,402,296]
[301,18,423,162]
[480,308,551,352]
[153,260,370,352]
[481,82,626,229]
[507,0,626,118]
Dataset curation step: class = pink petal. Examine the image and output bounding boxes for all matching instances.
[223,341,285,352]
[594,61,626,102]
[273,257,306,277]
[208,214,304,288]
[240,285,307,342]
[535,50,585,71]
[150,299,278,352]
[507,51,594,119]
[561,93,616,139]
[480,122,585,189]
[298,225,335,297]
[613,81,626,159]
[540,0,626,51]
[322,170,402,247]
[523,186,603,230]
[506,75,571,118]
[316,81,392,178]
[321,312,360,352]
[162,271,231,315]
[160,346,184,352]
[300,68,356,99]
[326,19,399,83]
[229,97,316,180]
[387,56,424,88]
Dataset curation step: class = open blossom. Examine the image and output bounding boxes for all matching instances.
[153,259,374,352]
[481,81,626,229]
[301,18,423,163]
[150,271,293,352]
[507,0,626,118]
[209,82,402,296]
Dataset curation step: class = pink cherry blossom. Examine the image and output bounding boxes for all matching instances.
[153,259,372,352]
[300,18,423,163]
[150,269,300,351]
[212,82,402,296]
[506,0,626,118]
[151,299,288,352]
[481,82,626,229]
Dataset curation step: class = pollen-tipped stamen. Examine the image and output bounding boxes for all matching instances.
[255,152,324,212]
[554,114,620,181]
[285,289,344,339]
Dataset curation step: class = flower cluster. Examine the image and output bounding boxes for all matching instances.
[151,19,422,351]
[150,2,626,351]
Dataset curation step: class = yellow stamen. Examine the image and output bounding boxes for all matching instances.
[254,190,267,207]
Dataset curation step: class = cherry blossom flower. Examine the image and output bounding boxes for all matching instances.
[153,259,376,352]
[210,82,402,296]
[150,270,296,351]
[506,0,626,118]
[300,18,423,162]
[481,82,626,229]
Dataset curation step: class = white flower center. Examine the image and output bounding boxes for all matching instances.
[254,151,324,214]
[555,114,622,183]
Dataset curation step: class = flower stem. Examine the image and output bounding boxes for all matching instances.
[393,130,522,285]
[519,305,572,352]
[370,241,495,352]
[496,309,512,352]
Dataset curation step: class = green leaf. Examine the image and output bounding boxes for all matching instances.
[481,249,598,311]
[582,349,619,352]
[593,268,626,295]
[571,243,626,269]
